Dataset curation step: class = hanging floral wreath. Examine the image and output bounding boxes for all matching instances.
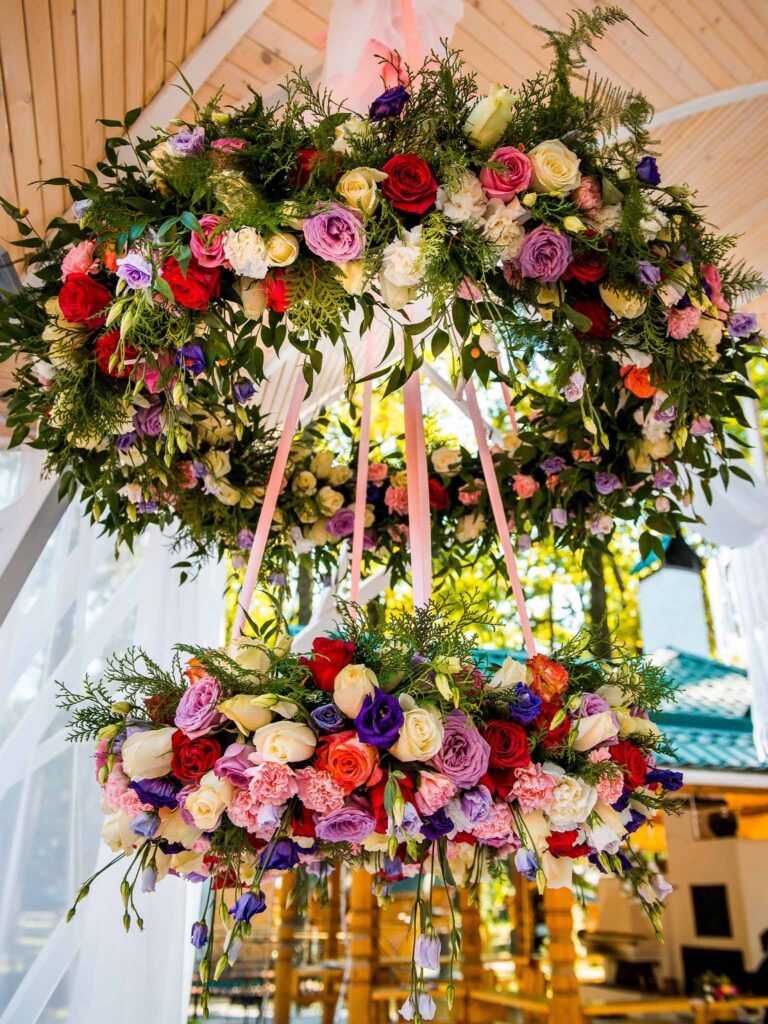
[59,600,681,1020]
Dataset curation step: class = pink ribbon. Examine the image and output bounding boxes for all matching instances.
[465,380,537,657]
[349,343,375,608]
[403,371,432,608]
[496,353,518,432]
[233,366,308,637]
[400,0,422,66]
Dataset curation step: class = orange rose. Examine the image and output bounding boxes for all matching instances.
[527,654,569,700]
[184,658,207,685]
[315,730,382,793]
[620,364,656,399]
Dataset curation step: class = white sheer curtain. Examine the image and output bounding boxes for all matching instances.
[0,449,224,1024]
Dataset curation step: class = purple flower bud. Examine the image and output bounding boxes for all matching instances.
[594,472,621,495]
[170,127,205,156]
[229,890,267,922]
[234,379,256,404]
[237,528,255,550]
[550,507,568,528]
[514,847,539,881]
[130,810,160,838]
[653,467,676,489]
[141,867,158,893]
[190,920,209,948]
[369,85,410,121]
[636,156,660,185]
[637,260,661,287]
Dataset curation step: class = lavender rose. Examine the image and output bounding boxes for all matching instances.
[653,467,676,489]
[579,693,611,716]
[116,252,153,290]
[518,225,572,283]
[314,805,376,843]
[594,472,621,495]
[133,399,164,438]
[174,675,225,739]
[728,312,758,338]
[431,709,490,787]
[326,508,355,537]
[214,743,257,788]
[170,127,205,156]
[303,203,365,263]
[540,456,566,476]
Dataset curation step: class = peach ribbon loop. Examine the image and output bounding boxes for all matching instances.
[349,336,375,609]
[233,364,308,638]
[464,379,537,657]
[403,371,432,608]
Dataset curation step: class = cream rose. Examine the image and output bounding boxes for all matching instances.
[547,773,597,828]
[696,317,724,361]
[121,727,175,780]
[332,114,368,154]
[487,656,528,690]
[336,167,388,214]
[378,275,416,310]
[307,519,334,545]
[617,711,660,741]
[336,259,366,295]
[435,172,487,223]
[431,446,462,476]
[253,721,317,763]
[455,512,486,543]
[333,663,377,718]
[223,227,269,278]
[228,636,271,675]
[463,83,515,149]
[529,140,581,195]
[214,480,240,506]
[599,285,647,319]
[292,470,317,495]
[205,449,231,479]
[218,694,274,734]
[265,231,299,267]
[185,772,233,830]
[388,696,443,761]
[310,451,334,478]
[101,813,136,853]
[317,486,345,516]
[573,711,619,752]
[328,465,353,486]
[156,808,203,848]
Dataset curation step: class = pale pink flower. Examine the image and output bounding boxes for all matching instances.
[61,240,98,280]
[571,175,602,212]
[666,304,702,339]
[192,836,212,853]
[472,801,514,843]
[414,772,456,815]
[701,264,729,315]
[513,474,539,499]
[457,276,482,301]
[596,771,625,805]
[247,761,299,804]
[295,767,346,813]
[510,763,556,812]
[387,523,409,544]
[458,479,484,506]
[384,485,409,515]
[227,789,263,832]
[589,748,611,763]
[368,462,389,483]
[119,788,153,818]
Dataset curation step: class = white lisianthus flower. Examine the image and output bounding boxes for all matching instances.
[253,721,317,763]
[487,656,528,690]
[101,812,137,853]
[332,114,369,154]
[455,511,486,543]
[336,167,388,214]
[435,172,487,223]
[546,774,598,829]
[223,228,269,278]
[463,84,515,148]
[228,636,271,674]
[431,446,462,476]
[573,711,619,752]
[265,231,299,267]
[617,711,661,741]
[541,851,574,889]
[586,204,622,233]
[482,198,527,258]
[639,205,669,241]
[381,226,425,287]
[528,139,581,195]
[118,448,146,469]
[333,664,377,718]
[155,808,202,848]
[121,727,176,780]
[389,695,443,761]
[378,275,416,310]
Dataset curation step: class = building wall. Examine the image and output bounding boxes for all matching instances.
[639,567,710,657]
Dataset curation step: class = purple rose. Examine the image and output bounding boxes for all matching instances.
[133,399,164,438]
[354,688,404,748]
[237,528,254,550]
[129,777,179,809]
[174,675,225,739]
[636,155,660,185]
[579,693,611,716]
[326,508,355,537]
[115,431,136,451]
[540,456,566,476]
[314,805,376,843]
[214,743,256,788]
[303,203,365,263]
[116,252,153,289]
[170,127,205,156]
[518,225,572,283]
[594,472,621,495]
[234,378,256,404]
[362,528,378,551]
[260,838,301,870]
[310,704,346,733]
[653,467,676,489]
[176,343,205,375]
[690,415,713,437]
[460,785,493,825]
[431,709,490,787]
[638,261,661,287]
[728,312,758,338]
[508,683,541,726]
[550,507,567,528]
[369,85,410,121]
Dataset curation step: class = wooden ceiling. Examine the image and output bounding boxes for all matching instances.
[1,0,767,318]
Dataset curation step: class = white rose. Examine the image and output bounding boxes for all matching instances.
[381,226,424,287]
[310,451,334,478]
[185,771,233,830]
[528,140,581,195]
[378,274,416,310]
[435,172,487,223]
[332,114,369,154]
[317,486,345,516]
[213,479,240,506]
[431,446,462,476]
[101,812,136,853]
[617,711,660,740]
[218,694,274,734]
[336,167,388,214]
[333,663,377,718]
[121,727,175,780]
[205,449,231,479]
[596,682,630,709]
[599,285,647,319]
[388,696,443,761]
[487,656,528,690]
[336,259,366,295]
[328,465,353,486]
[265,231,299,267]
[463,83,515,149]
[253,721,317,763]
[696,317,724,360]
[223,228,269,278]
[573,711,619,752]
[236,276,266,316]
[292,470,317,495]
[547,775,597,829]
[455,512,486,543]
[228,636,271,674]
[482,198,526,258]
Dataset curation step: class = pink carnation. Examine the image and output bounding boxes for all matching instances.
[414,772,456,815]
[176,461,198,490]
[368,462,389,483]
[472,801,514,844]
[666,304,702,339]
[513,474,539,499]
[295,767,346,813]
[589,748,611,764]
[119,788,153,818]
[510,763,556,812]
[571,175,602,212]
[189,214,230,269]
[104,768,129,811]
[61,240,98,280]
[596,771,625,805]
[192,836,212,853]
[384,485,409,515]
[211,138,247,154]
[387,523,409,544]
[458,479,484,506]
[226,789,263,832]
[247,761,299,805]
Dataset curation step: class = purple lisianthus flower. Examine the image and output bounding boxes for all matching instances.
[115,431,136,451]
[645,768,683,791]
[595,472,621,495]
[550,507,568,528]
[626,808,647,834]
[367,482,383,501]
[170,126,205,156]
[133,399,164,438]
[518,533,532,550]
[400,994,436,1022]
[116,251,153,290]
[369,84,410,121]
[141,866,158,893]
[561,369,585,403]
[192,460,208,478]
[354,688,404,748]
[414,933,441,971]
[314,806,376,844]
[311,703,346,733]
[72,198,91,220]
[234,378,256,404]
[651,874,673,901]
[303,202,365,263]
[728,311,758,338]
[421,808,454,841]
[190,920,209,948]
[514,847,539,881]
[136,500,158,514]
[229,890,267,922]
[214,743,256,788]
[508,683,541,726]
[518,225,572,283]
[175,675,225,739]
[690,415,713,437]
[653,467,676,489]
[382,854,404,878]
[129,777,179,809]
[637,260,661,287]
[326,507,356,537]
[176,343,205,375]
[237,528,254,550]
[431,709,491,787]
[541,456,566,476]
[653,403,677,423]
[261,838,301,870]
[636,155,660,185]
[460,785,493,825]
[130,810,160,837]
[268,572,287,586]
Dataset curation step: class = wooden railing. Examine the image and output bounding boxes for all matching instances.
[582,994,768,1023]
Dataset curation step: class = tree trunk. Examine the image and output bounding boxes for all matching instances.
[586,547,610,659]
[297,555,313,626]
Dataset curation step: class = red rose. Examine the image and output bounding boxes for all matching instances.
[171,731,222,782]
[300,637,356,692]
[265,270,291,312]
[562,252,607,284]
[611,740,648,791]
[534,701,571,749]
[293,148,340,187]
[58,273,112,326]
[527,654,569,700]
[428,478,450,511]
[484,719,532,796]
[546,829,590,858]
[94,331,139,378]
[291,804,318,838]
[204,854,241,889]
[161,255,221,310]
[381,154,438,214]
[571,297,613,339]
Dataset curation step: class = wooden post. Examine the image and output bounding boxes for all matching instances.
[274,871,297,1024]
[347,868,377,1024]
[544,887,581,1024]
[326,862,342,960]
[513,877,544,1015]
[459,889,483,1019]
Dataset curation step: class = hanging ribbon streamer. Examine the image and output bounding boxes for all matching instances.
[403,371,433,608]
[496,353,518,433]
[233,365,308,638]
[465,380,537,657]
[349,337,375,609]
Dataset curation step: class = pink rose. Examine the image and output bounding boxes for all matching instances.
[571,174,602,211]
[384,485,409,515]
[211,138,247,153]
[513,474,539,499]
[368,462,389,484]
[189,214,230,269]
[457,276,482,301]
[667,305,701,339]
[61,240,98,280]
[479,147,533,200]
[458,479,484,506]
[141,350,178,394]
[510,763,556,811]
[414,771,457,815]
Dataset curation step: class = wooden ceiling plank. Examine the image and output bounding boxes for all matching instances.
[457,2,543,80]
[452,25,533,92]
[101,0,126,120]
[677,0,766,84]
[205,0,224,33]
[144,0,168,102]
[730,0,768,60]
[1,0,44,230]
[22,0,64,221]
[636,0,739,91]
[247,14,323,68]
[266,0,329,49]
[706,0,768,73]
[185,0,208,55]
[124,0,146,111]
[76,0,105,165]
[226,36,293,85]
[0,55,20,253]
[49,0,83,186]
[165,0,187,69]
